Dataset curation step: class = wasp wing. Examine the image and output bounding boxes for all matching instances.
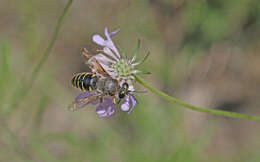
[68,92,99,111]
[81,48,111,77]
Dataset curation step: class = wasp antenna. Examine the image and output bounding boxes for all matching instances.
[132,90,147,94]
[131,39,141,63]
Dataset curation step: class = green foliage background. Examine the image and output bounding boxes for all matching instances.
[1,0,260,161]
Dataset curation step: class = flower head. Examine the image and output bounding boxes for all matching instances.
[90,27,148,116]
[91,27,150,87]
[70,27,147,117]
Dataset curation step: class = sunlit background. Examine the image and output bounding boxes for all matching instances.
[1,0,260,161]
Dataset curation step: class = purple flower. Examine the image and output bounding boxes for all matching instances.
[92,27,121,59]
[89,27,149,89]
[96,97,115,117]
[70,27,148,117]
[120,94,137,114]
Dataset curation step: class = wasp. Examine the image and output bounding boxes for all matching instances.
[71,72,121,96]
[69,48,132,112]
[70,72,123,111]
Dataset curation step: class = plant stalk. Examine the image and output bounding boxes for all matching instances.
[134,75,260,121]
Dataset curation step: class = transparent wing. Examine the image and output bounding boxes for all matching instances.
[81,48,110,77]
[68,93,99,112]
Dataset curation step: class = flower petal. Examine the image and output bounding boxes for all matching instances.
[91,53,118,78]
[92,53,113,66]
[128,94,137,114]
[128,84,135,92]
[92,27,121,60]
[120,94,137,113]
[121,103,130,111]
[104,27,121,58]
[109,28,120,37]
[91,98,99,105]
[96,97,115,117]
[103,47,119,61]
[92,34,106,46]
[120,95,130,111]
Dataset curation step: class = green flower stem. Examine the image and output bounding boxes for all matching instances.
[31,0,74,82]
[134,75,260,121]
[0,2,74,160]
[7,0,74,115]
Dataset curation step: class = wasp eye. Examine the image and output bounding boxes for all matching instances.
[122,82,129,89]
[119,92,125,99]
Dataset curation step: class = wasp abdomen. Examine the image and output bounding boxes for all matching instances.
[71,73,97,91]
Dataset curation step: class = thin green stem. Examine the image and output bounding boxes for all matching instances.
[7,0,74,115]
[134,75,260,121]
[31,0,73,82]
[0,1,74,160]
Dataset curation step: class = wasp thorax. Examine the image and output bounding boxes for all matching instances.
[104,79,116,92]
[94,78,118,96]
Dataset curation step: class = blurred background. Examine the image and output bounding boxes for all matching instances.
[1,0,260,161]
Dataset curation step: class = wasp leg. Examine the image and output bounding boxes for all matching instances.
[112,96,117,104]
